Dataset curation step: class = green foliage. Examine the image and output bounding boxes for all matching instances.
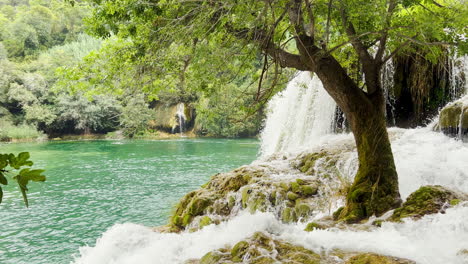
[120,93,152,137]
[195,84,263,138]
[0,152,46,207]
[0,118,45,141]
[0,0,91,60]
[55,93,121,133]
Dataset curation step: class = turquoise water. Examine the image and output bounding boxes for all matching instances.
[0,139,259,264]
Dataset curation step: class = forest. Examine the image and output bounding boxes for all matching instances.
[0,0,267,141]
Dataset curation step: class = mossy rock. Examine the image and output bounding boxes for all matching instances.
[199,216,212,229]
[206,168,257,195]
[346,253,415,264]
[438,100,468,138]
[295,203,312,218]
[231,240,250,262]
[281,207,297,223]
[302,185,318,196]
[171,190,216,229]
[196,232,320,263]
[199,251,226,264]
[287,191,300,201]
[297,151,337,175]
[304,222,325,231]
[391,185,467,221]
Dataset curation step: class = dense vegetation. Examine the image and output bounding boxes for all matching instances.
[0,0,271,141]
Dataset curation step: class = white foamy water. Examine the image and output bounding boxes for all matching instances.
[73,205,468,264]
[72,213,281,264]
[260,72,337,156]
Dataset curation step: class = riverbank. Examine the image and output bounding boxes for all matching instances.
[0,129,257,143]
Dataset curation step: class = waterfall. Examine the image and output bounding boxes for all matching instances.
[450,55,468,99]
[260,72,337,156]
[174,103,186,135]
[382,59,396,125]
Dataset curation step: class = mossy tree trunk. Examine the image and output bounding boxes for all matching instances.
[312,55,402,223]
[252,0,403,222]
[339,89,401,222]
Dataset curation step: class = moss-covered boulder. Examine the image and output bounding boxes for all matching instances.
[198,232,321,263]
[391,185,467,221]
[345,253,415,264]
[169,148,348,230]
[437,97,468,139]
[194,232,415,264]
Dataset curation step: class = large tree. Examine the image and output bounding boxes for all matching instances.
[82,0,467,222]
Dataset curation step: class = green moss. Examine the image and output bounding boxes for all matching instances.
[296,179,306,185]
[287,191,299,201]
[450,199,460,206]
[241,187,252,208]
[200,251,225,264]
[170,191,214,229]
[295,203,312,218]
[231,240,249,262]
[372,220,383,227]
[304,222,325,231]
[291,181,301,193]
[439,103,463,128]
[281,207,297,223]
[199,216,212,229]
[391,185,464,221]
[332,207,344,220]
[276,240,321,263]
[346,253,414,264]
[302,185,318,196]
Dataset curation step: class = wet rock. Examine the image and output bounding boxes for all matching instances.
[304,222,326,231]
[196,232,414,264]
[345,253,415,264]
[437,97,468,139]
[391,185,468,221]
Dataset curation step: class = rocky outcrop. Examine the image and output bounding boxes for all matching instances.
[185,232,415,264]
[169,150,343,231]
[436,96,468,139]
[390,185,467,221]
[149,102,195,133]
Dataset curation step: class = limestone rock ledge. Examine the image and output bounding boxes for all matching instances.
[436,96,468,139]
[184,232,415,264]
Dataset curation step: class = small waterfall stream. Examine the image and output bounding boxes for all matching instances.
[260,72,337,156]
[172,103,186,135]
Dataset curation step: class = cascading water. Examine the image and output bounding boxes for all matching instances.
[260,72,337,156]
[450,55,468,98]
[73,63,468,264]
[173,103,186,135]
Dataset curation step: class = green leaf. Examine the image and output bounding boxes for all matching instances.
[9,152,34,169]
[0,187,2,204]
[19,169,46,182]
[0,173,7,185]
[19,185,28,208]
[0,154,8,169]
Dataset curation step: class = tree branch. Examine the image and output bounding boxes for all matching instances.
[375,0,397,63]
[288,0,318,61]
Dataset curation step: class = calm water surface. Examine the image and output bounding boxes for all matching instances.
[0,139,258,264]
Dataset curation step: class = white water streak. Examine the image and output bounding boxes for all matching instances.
[260,72,337,156]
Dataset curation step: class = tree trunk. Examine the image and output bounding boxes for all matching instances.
[338,90,402,222]
[312,55,402,223]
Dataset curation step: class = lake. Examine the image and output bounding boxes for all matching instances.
[0,139,259,264]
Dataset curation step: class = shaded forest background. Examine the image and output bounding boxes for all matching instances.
[0,0,463,141]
